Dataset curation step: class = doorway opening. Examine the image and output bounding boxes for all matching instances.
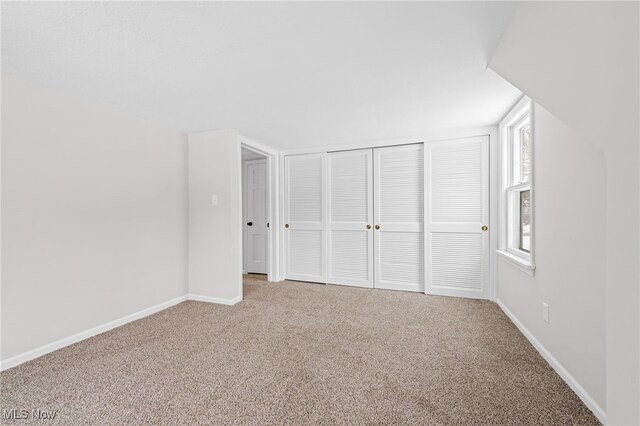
[242,147,269,279]
[239,138,279,292]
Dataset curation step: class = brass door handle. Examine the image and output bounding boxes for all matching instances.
[481,226,488,231]
[366,224,372,230]
[375,225,380,230]
[285,224,289,229]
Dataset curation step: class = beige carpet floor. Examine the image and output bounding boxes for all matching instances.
[1,276,599,425]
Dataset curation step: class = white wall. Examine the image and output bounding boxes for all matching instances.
[1,73,188,362]
[188,129,242,303]
[498,104,607,415]
[489,3,639,424]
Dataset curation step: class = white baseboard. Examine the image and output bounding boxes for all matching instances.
[188,293,242,305]
[0,295,188,372]
[496,299,606,424]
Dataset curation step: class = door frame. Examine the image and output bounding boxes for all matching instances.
[238,136,280,283]
[243,158,268,274]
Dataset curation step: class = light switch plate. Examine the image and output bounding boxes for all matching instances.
[542,302,549,323]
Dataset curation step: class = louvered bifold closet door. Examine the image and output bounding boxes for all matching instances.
[425,136,489,299]
[284,153,327,283]
[327,149,374,288]
[374,144,424,292]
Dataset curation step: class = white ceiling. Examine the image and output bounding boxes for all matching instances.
[2,2,521,150]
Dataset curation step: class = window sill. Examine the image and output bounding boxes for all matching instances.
[496,250,536,277]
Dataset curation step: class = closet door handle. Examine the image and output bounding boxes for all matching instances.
[247,222,253,226]
[366,224,372,230]
[375,225,380,230]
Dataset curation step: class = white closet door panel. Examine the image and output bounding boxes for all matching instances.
[378,147,424,224]
[329,152,369,222]
[377,231,424,291]
[374,144,424,292]
[284,153,327,283]
[289,230,323,277]
[431,233,483,290]
[431,142,483,223]
[327,149,373,287]
[289,156,324,222]
[425,136,489,299]
[330,231,370,283]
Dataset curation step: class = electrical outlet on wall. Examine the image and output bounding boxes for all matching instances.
[542,302,549,323]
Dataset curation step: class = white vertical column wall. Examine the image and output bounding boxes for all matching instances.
[188,129,243,304]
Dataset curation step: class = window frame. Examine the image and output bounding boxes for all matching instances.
[498,97,535,275]
[507,184,531,256]
[509,114,531,186]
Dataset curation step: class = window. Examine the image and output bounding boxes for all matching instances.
[519,189,531,252]
[498,97,535,274]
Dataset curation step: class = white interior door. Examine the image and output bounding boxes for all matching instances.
[425,136,489,299]
[284,153,327,283]
[244,160,268,274]
[327,149,374,288]
[374,144,424,292]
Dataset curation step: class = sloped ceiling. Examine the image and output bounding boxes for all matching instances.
[2,2,521,149]
[489,1,639,150]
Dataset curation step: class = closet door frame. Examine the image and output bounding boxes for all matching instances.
[327,149,374,288]
[280,129,497,300]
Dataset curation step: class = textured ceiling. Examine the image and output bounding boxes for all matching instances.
[2,2,521,149]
